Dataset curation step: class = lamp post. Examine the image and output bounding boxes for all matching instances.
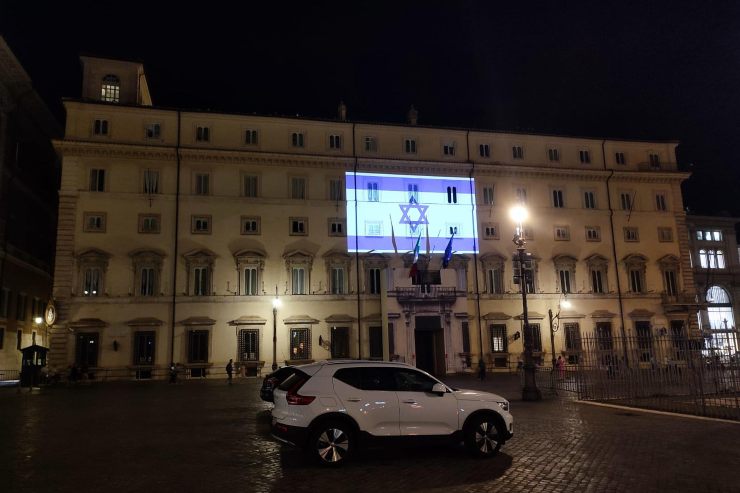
[271,286,281,371]
[510,205,541,401]
[548,298,571,369]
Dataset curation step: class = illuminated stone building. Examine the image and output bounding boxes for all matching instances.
[49,56,700,378]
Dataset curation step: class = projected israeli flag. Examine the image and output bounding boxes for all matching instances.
[346,171,479,254]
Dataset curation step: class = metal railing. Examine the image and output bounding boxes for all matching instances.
[395,286,458,300]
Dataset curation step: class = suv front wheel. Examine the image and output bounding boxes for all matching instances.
[464,414,504,458]
[308,420,354,466]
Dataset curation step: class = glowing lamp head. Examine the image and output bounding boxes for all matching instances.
[509,205,528,225]
[560,299,572,309]
[272,297,282,309]
[34,316,43,325]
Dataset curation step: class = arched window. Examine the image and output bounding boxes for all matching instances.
[705,285,737,355]
[101,74,120,102]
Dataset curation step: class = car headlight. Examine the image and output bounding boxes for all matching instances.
[496,401,509,412]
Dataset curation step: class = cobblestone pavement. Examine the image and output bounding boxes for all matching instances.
[1,374,738,493]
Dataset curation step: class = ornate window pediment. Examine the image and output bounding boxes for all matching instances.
[76,249,111,297]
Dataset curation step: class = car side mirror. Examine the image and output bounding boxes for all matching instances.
[431,383,447,395]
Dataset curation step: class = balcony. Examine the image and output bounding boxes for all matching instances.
[395,286,458,302]
[662,292,705,312]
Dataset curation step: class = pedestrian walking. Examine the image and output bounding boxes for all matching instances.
[169,363,178,384]
[477,358,486,380]
[556,355,565,379]
[226,359,234,384]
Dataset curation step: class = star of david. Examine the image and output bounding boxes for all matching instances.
[398,196,429,234]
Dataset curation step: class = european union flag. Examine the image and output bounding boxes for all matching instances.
[442,233,454,268]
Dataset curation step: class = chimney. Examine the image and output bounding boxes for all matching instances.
[406,105,418,125]
[338,100,347,121]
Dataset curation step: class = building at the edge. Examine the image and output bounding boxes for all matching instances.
[0,37,61,370]
[48,55,731,379]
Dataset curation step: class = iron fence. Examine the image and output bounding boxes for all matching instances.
[539,332,740,420]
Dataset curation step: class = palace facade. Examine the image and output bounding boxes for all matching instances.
[49,56,703,378]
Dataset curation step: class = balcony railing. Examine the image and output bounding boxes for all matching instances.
[395,286,458,301]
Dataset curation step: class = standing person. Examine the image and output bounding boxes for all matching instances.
[478,358,486,381]
[226,359,234,385]
[556,356,565,379]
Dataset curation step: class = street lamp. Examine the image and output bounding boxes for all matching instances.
[271,286,281,371]
[548,298,571,369]
[510,205,541,401]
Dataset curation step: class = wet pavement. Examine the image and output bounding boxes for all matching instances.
[1,374,738,493]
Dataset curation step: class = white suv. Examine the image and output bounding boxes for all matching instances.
[271,360,513,466]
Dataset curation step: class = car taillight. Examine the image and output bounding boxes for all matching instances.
[286,392,316,405]
[285,375,315,405]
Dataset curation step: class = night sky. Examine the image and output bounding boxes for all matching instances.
[2,1,739,217]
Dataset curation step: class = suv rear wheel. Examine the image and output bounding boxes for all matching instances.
[464,414,504,457]
[308,420,354,466]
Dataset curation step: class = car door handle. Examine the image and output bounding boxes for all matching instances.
[402,399,417,404]
[346,398,362,402]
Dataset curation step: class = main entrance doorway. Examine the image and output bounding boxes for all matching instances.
[414,316,445,375]
[331,327,350,358]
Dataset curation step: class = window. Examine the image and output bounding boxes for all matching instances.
[329,134,342,149]
[446,186,458,204]
[290,217,308,235]
[564,323,582,358]
[193,267,210,296]
[443,142,455,156]
[620,192,634,211]
[624,227,639,242]
[404,138,417,154]
[558,269,572,294]
[369,326,383,359]
[615,152,626,165]
[292,268,306,295]
[16,294,27,321]
[515,187,527,203]
[548,148,560,162]
[291,132,305,147]
[291,177,307,199]
[131,251,163,297]
[367,182,379,202]
[696,230,723,242]
[479,144,490,158]
[649,153,660,169]
[490,325,507,353]
[486,267,504,294]
[329,179,344,201]
[0,288,9,318]
[191,215,211,234]
[243,175,259,197]
[658,227,673,242]
[244,268,258,295]
[138,214,161,234]
[239,329,259,361]
[145,123,161,139]
[140,268,156,296]
[629,269,643,293]
[100,75,120,102]
[512,146,523,159]
[586,226,601,241]
[663,270,678,296]
[584,191,596,209]
[625,255,647,294]
[93,119,109,136]
[290,328,311,360]
[83,268,102,296]
[554,226,570,241]
[241,216,260,235]
[195,173,210,195]
[195,126,210,142]
[591,268,605,293]
[83,213,106,233]
[134,331,156,366]
[89,169,106,191]
[187,330,209,363]
[699,249,726,269]
[552,189,564,208]
[0,330,3,349]
[75,333,99,367]
[328,218,345,236]
[636,322,653,362]
[513,256,537,294]
[579,150,591,164]
[330,267,346,294]
[365,221,382,236]
[554,256,576,294]
[143,169,159,194]
[530,324,543,352]
[244,129,258,145]
[364,136,378,152]
[368,268,381,295]
[655,193,668,211]
[482,186,494,205]
[482,222,499,240]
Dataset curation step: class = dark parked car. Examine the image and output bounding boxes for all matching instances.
[260,366,296,402]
